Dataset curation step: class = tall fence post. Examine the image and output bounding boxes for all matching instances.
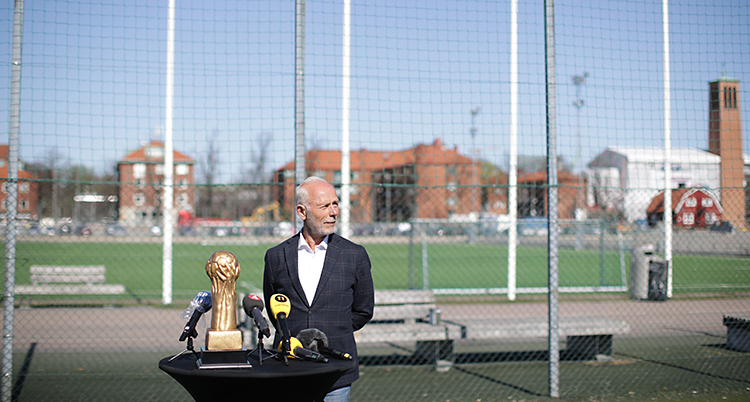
[545,0,560,397]
[2,2,24,401]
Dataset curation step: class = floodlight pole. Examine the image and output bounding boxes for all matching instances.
[662,0,673,298]
[162,0,175,305]
[572,72,588,252]
[508,0,519,302]
[294,0,306,232]
[340,0,352,239]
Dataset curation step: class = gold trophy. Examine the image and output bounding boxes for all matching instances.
[200,250,250,368]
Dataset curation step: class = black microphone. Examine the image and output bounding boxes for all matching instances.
[269,293,292,354]
[296,328,326,351]
[242,294,271,338]
[179,291,212,341]
[297,328,353,361]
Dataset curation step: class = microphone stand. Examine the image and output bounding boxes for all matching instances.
[169,335,200,362]
[245,322,285,365]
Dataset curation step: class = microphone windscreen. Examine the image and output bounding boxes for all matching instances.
[297,328,327,352]
[196,291,212,312]
[242,294,264,315]
[269,293,291,319]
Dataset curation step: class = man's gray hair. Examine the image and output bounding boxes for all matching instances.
[296,176,330,208]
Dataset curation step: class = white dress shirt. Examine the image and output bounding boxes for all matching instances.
[297,234,329,305]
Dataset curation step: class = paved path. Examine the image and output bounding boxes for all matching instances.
[11,297,750,353]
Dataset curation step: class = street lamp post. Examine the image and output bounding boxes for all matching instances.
[572,72,588,251]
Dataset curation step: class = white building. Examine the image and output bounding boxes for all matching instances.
[587,147,722,223]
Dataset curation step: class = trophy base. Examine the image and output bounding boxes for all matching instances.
[205,329,243,350]
[198,347,252,370]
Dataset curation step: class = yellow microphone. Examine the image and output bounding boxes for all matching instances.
[279,337,328,363]
[269,294,292,353]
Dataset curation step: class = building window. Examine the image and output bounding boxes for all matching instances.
[133,163,146,179]
[685,197,697,208]
[705,213,717,225]
[177,193,189,206]
[701,197,713,208]
[133,193,146,206]
[19,182,29,193]
[20,199,28,211]
[176,164,189,176]
[155,164,164,176]
[683,212,694,226]
[145,146,164,159]
[178,179,188,190]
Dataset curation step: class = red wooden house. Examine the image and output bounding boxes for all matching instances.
[646,187,723,228]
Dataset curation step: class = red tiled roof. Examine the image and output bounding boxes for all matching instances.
[0,167,36,180]
[120,141,194,163]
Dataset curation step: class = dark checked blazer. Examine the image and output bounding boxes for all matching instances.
[263,232,375,390]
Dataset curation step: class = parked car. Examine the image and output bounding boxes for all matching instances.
[27,223,55,236]
[75,225,93,237]
[210,226,243,237]
[58,224,73,235]
[353,224,382,236]
[150,225,162,236]
[178,225,196,236]
[105,224,127,236]
[518,218,548,236]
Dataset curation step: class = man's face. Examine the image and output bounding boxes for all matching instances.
[299,181,339,238]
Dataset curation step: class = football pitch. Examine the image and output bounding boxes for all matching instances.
[11,240,750,303]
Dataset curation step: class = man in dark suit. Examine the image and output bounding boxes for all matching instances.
[263,176,375,402]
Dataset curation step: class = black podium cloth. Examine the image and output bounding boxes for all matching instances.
[159,351,354,402]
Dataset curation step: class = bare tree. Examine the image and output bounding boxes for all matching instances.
[237,131,275,219]
[197,129,220,217]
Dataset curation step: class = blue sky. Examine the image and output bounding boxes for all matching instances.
[1,0,748,184]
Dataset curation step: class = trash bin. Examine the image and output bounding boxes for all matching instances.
[647,257,668,301]
[630,244,668,301]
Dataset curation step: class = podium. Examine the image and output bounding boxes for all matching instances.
[159,351,354,402]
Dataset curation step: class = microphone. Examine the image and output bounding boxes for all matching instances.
[242,294,271,338]
[296,328,326,351]
[179,291,212,341]
[280,337,328,363]
[269,293,292,354]
[297,328,353,361]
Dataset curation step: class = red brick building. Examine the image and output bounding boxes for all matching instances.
[516,170,583,220]
[117,141,195,224]
[273,139,482,222]
[0,145,39,220]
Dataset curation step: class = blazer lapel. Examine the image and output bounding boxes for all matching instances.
[313,233,340,306]
[284,233,308,306]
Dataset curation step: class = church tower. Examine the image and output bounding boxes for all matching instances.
[708,72,745,229]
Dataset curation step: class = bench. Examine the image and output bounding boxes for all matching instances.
[444,315,631,360]
[15,266,126,295]
[355,289,631,368]
[354,290,453,366]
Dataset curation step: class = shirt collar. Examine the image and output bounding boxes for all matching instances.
[298,232,330,252]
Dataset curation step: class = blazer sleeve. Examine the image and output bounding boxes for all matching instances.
[350,244,375,331]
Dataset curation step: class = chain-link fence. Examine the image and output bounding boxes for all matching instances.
[2,1,750,401]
